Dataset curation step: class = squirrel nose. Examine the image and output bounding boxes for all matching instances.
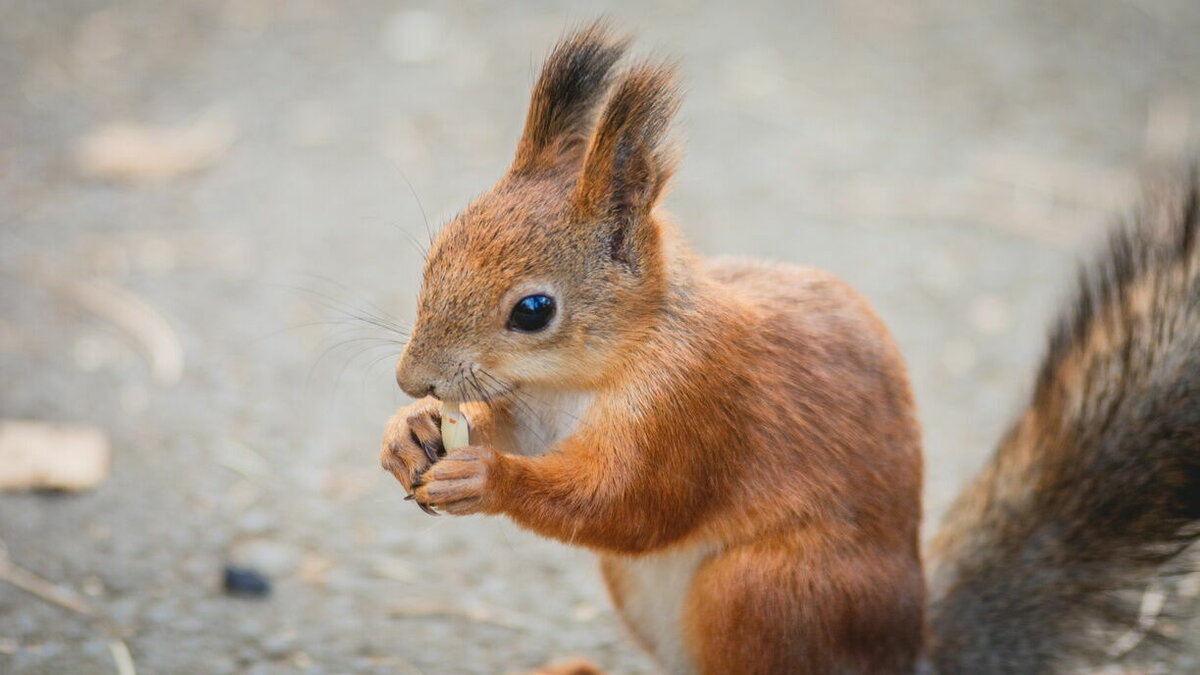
[395,361,434,399]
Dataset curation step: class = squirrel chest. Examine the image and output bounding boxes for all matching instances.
[509,389,594,456]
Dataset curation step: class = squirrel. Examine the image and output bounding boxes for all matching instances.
[379,23,1200,675]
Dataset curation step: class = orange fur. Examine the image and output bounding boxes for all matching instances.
[382,24,923,674]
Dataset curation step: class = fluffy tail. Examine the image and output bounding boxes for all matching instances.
[926,169,1200,674]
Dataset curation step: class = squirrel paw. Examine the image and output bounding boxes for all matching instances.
[380,398,444,514]
[412,445,499,516]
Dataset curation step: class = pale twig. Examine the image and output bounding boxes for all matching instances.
[0,552,96,617]
[108,639,137,675]
[388,603,528,632]
[0,544,137,673]
[1107,582,1167,659]
[64,277,184,386]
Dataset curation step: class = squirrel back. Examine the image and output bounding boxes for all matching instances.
[927,170,1200,673]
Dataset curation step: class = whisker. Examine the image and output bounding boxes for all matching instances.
[311,339,401,393]
[465,368,485,402]
[306,335,401,383]
[470,370,563,449]
[474,368,554,447]
[475,369,529,415]
[289,283,411,338]
[250,319,408,346]
[468,367,501,405]
[392,224,429,260]
[392,165,434,247]
[295,273,404,323]
[360,349,404,399]
[331,340,401,397]
[455,367,469,407]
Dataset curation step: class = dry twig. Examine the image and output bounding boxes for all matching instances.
[389,603,528,632]
[65,278,184,386]
[109,639,137,675]
[0,552,96,617]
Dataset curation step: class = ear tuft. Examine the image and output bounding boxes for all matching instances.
[511,22,630,174]
[573,61,681,226]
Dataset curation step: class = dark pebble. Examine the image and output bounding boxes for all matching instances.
[223,565,271,598]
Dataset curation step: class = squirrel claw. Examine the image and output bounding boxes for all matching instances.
[405,486,439,515]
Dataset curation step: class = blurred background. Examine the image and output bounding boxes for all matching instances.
[2,0,1199,673]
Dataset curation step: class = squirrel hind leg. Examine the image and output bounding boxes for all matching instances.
[683,537,924,675]
[522,659,604,675]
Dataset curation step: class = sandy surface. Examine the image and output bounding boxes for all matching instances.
[2,0,1199,672]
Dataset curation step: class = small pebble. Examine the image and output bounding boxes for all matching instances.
[223,565,270,598]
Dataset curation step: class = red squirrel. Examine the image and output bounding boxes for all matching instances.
[380,24,1200,674]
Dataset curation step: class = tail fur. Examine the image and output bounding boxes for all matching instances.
[927,169,1200,674]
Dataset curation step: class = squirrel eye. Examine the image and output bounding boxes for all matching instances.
[508,294,555,332]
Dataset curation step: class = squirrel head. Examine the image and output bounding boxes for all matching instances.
[395,24,680,401]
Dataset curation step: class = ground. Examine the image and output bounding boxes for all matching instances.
[2,0,1199,673]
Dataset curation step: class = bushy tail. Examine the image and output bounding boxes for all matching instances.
[927,169,1200,674]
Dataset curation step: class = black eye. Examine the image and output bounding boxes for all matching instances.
[508,294,556,332]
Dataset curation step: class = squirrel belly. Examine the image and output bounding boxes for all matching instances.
[601,544,717,675]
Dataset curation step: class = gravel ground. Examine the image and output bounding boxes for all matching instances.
[2,1,1199,673]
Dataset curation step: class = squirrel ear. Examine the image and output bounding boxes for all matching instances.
[572,62,680,267]
[510,23,629,175]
